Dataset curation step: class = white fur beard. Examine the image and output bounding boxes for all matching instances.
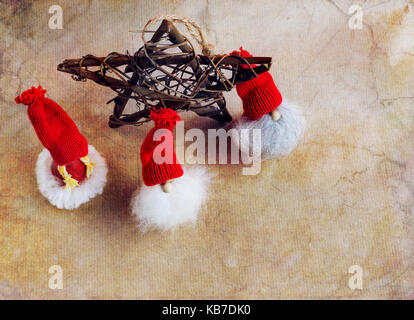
[35,145,107,210]
[229,100,306,160]
[131,166,211,232]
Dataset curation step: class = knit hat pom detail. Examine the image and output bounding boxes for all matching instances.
[230,47,256,69]
[150,108,181,128]
[15,86,47,106]
[230,46,252,58]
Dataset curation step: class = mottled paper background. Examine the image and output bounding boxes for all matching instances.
[1,0,414,299]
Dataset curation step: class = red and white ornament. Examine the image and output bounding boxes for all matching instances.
[228,48,306,160]
[130,108,210,231]
[15,86,107,209]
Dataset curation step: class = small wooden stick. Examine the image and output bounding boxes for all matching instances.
[161,180,173,193]
[271,109,281,121]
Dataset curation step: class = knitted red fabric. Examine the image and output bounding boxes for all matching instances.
[15,86,87,184]
[230,47,283,120]
[15,86,88,166]
[140,108,183,186]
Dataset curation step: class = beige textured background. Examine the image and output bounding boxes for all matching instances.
[1,0,414,299]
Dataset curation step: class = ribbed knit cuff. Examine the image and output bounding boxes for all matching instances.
[236,72,283,120]
[142,161,184,186]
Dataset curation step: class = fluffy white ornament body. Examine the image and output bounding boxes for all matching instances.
[131,166,211,231]
[36,145,107,210]
[230,100,306,160]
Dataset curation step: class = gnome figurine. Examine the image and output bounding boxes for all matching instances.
[229,47,306,160]
[131,108,210,231]
[15,86,107,210]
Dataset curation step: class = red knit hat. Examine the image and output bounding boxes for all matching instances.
[140,108,183,186]
[230,47,283,120]
[15,86,94,187]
